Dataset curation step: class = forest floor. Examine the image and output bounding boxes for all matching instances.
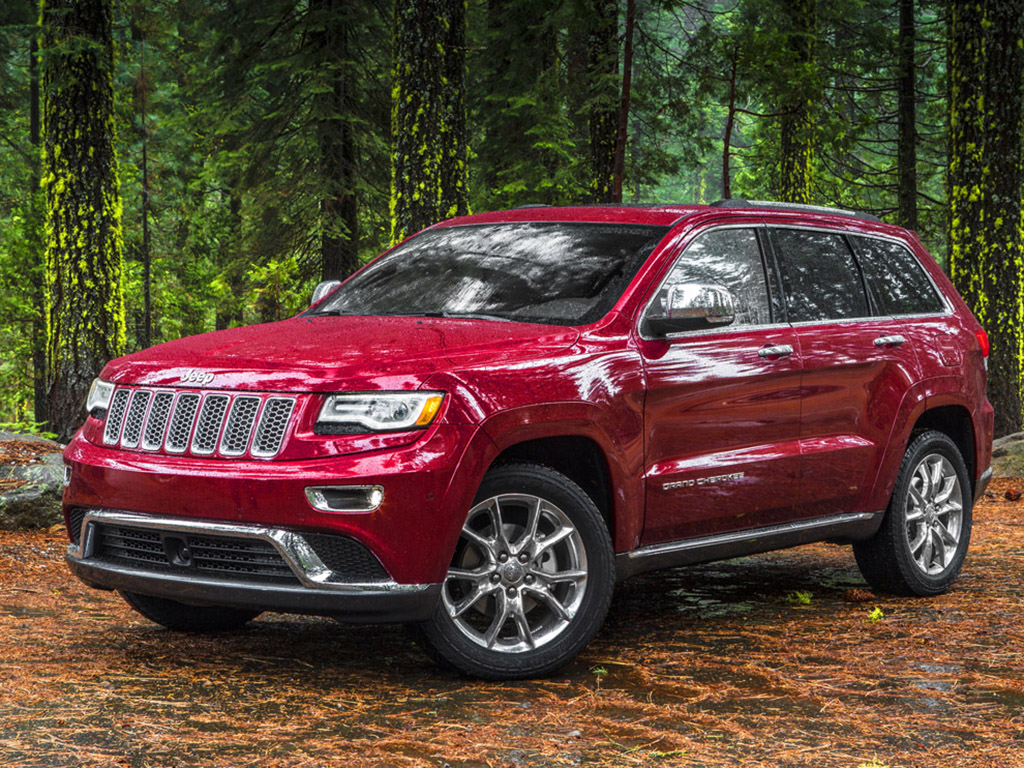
[1,482,1022,768]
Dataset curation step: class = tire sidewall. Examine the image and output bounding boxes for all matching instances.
[421,463,615,679]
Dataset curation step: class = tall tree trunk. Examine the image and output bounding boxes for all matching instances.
[134,26,153,349]
[778,0,816,204]
[722,49,739,200]
[390,0,468,244]
[612,0,635,203]
[41,0,126,441]
[29,35,47,427]
[587,0,618,204]
[896,0,918,229]
[947,0,1024,436]
[311,0,360,281]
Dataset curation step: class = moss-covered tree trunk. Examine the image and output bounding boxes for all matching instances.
[390,0,468,244]
[41,0,126,441]
[947,0,1024,436]
[896,0,917,229]
[587,0,618,204]
[311,0,360,281]
[778,0,816,204]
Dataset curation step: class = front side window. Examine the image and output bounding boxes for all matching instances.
[850,235,945,316]
[311,222,669,326]
[649,227,772,328]
[770,228,870,322]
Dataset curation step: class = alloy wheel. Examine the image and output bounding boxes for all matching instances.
[442,493,588,654]
[905,452,964,576]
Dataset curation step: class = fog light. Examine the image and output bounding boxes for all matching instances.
[305,485,384,513]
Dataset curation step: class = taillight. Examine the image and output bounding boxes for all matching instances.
[976,329,990,358]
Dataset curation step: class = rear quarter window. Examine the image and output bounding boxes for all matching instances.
[849,235,946,316]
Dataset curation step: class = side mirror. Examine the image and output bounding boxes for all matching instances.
[310,280,341,306]
[644,283,736,337]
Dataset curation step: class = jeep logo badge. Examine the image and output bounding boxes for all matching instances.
[180,369,216,386]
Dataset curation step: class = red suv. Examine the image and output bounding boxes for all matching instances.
[63,200,994,679]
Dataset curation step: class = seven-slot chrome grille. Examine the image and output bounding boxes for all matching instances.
[102,387,295,459]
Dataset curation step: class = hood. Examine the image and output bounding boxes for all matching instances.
[101,315,579,392]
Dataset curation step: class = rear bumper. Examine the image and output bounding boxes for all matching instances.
[67,510,441,623]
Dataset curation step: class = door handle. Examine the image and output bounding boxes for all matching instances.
[873,335,907,347]
[758,344,794,358]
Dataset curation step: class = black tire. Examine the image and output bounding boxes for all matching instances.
[120,591,260,632]
[853,430,973,596]
[413,463,615,680]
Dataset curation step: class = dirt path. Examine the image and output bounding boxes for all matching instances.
[1,481,1022,767]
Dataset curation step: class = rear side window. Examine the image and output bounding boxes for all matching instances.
[770,228,870,322]
[652,227,772,327]
[849,236,945,316]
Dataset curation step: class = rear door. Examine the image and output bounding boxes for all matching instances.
[768,226,921,518]
[638,224,804,544]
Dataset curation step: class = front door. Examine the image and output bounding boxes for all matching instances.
[639,224,803,545]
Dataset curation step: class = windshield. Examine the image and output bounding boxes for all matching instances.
[310,222,670,326]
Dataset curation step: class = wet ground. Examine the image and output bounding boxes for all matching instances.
[1,481,1022,767]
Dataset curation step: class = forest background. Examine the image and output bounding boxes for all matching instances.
[0,0,1021,441]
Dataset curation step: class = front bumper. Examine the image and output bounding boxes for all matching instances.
[67,510,441,622]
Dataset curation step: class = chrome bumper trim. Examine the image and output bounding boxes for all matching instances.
[68,509,413,594]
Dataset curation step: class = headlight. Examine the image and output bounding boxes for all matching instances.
[316,392,444,434]
[85,378,115,417]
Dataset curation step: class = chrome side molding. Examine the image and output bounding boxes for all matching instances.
[616,511,883,580]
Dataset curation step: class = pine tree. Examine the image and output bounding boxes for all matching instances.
[777,0,817,204]
[40,0,126,440]
[947,0,1024,435]
[390,0,468,244]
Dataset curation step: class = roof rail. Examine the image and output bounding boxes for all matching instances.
[709,198,881,223]
[512,203,550,209]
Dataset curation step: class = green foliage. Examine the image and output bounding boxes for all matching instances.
[783,590,813,605]
[0,0,1017,433]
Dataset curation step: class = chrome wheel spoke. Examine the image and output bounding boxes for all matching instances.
[931,526,946,566]
[447,566,489,581]
[483,591,511,649]
[935,476,956,504]
[935,520,959,550]
[449,583,494,619]
[527,585,571,622]
[511,600,535,649]
[920,531,934,568]
[929,459,944,498]
[542,568,587,585]
[461,526,495,556]
[487,499,513,554]
[910,527,928,555]
[513,496,544,555]
[534,525,575,557]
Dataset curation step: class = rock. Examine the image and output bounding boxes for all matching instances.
[993,432,1024,478]
[0,448,65,530]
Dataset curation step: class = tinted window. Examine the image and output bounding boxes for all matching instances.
[850,236,945,316]
[650,227,771,327]
[312,223,668,326]
[771,228,869,322]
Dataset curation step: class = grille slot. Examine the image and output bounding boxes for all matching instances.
[93,523,300,584]
[142,392,174,450]
[120,390,152,449]
[103,389,131,445]
[251,398,295,457]
[165,393,201,453]
[191,394,230,455]
[219,396,261,456]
